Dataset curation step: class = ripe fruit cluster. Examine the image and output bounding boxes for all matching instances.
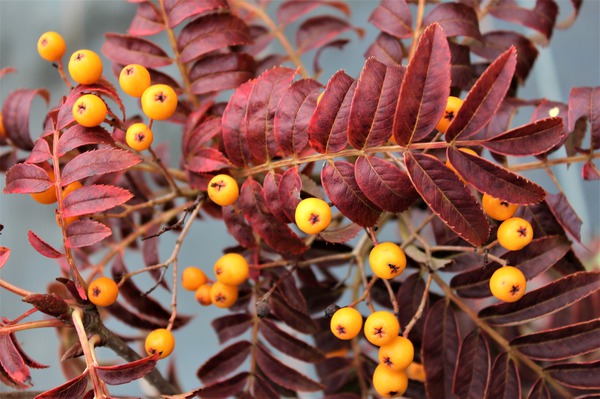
[181,252,249,309]
[295,197,332,235]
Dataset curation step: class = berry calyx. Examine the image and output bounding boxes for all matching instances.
[37,32,66,62]
[145,328,175,359]
[87,277,119,307]
[294,197,332,235]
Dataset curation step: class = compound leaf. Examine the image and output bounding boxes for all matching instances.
[197,340,251,384]
[61,149,141,186]
[62,185,133,218]
[103,33,172,67]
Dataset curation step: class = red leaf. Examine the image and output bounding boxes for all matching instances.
[308,70,355,153]
[245,67,297,164]
[262,171,289,222]
[95,355,157,385]
[238,178,308,255]
[191,372,249,398]
[1,88,50,151]
[405,152,490,247]
[211,314,253,344]
[34,370,89,398]
[0,247,10,270]
[4,163,52,194]
[62,185,133,218]
[222,79,255,167]
[393,23,451,145]
[510,318,600,361]
[23,293,69,318]
[424,2,482,39]
[396,272,429,346]
[60,149,141,186]
[277,167,302,223]
[197,341,251,384]
[106,301,168,330]
[269,293,318,334]
[544,360,600,389]
[568,86,600,150]
[528,379,550,399]
[297,15,362,55]
[26,138,52,164]
[276,0,350,25]
[449,41,473,90]
[274,78,322,156]
[481,117,565,156]
[470,31,538,82]
[0,334,31,388]
[363,32,404,67]
[57,125,115,157]
[453,328,490,398]
[479,271,600,326]
[164,0,229,29]
[255,344,323,392]
[445,47,517,142]
[189,53,255,96]
[423,299,461,399]
[446,147,546,205]
[582,160,600,180]
[485,352,520,399]
[354,156,418,213]
[102,33,172,67]
[183,116,221,154]
[319,223,363,244]
[545,192,583,244]
[177,14,252,64]
[348,58,405,149]
[321,161,381,227]
[260,319,325,363]
[368,0,412,39]
[489,0,558,42]
[141,223,170,291]
[186,148,232,173]
[222,205,257,249]
[28,230,64,259]
[64,219,112,249]
[128,1,165,36]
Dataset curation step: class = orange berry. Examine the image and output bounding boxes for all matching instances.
[30,169,57,205]
[369,242,407,280]
[364,311,400,347]
[210,281,238,308]
[445,147,478,184]
[195,284,213,306]
[56,213,79,228]
[436,96,463,133]
[489,265,526,302]
[72,94,107,127]
[68,49,103,85]
[37,32,66,62]
[0,112,5,139]
[145,328,175,359]
[330,307,363,340]
[497,217,533,251]
[207,174,239,206]
[62,181,83,198]
[181,267,207,291]
[119,64,151,97]
[372,364,408,398]
[87,277,119,307]
[295,197,332,235]
[482,194,519,221]
[125,123,153,151]
[214,253,249,287]
[141,84,178,120]
[378,336,414,371]
[406,362,426,382]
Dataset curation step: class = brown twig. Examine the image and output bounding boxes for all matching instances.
[402,272,432,337]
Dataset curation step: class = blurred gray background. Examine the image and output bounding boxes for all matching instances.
[1,0,599,397]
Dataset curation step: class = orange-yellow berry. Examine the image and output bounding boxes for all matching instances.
[406,362,426,382]
[489,265,527,302]
[125,123,153,151]
[72,94,107,127]
[0,113,6,139]
[207,174,239,206]
[182,267,208,291]
[214,253,249,287]
[87,277,119,307]
[330,307,363,340]
[119,64,151,97]
[68,49,103,85]
[372,364,409,398]
[436,96,464,133]
[195,284,213,306]
[295,197,332,235]
[369,242,407,280]
[145,328,175,359]
[37,32,66,62]
[30,169,57,205]
[497,217,533,251]
[364,311,400,347]
[378,336,414,371]
[482,194,519,221]
[141,84,178,120]
[210,281,238,308]
[62,181,83,198]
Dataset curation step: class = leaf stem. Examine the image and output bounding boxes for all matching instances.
[0,318,66,334]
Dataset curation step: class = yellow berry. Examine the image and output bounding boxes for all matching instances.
[119,64,151,97]
[145,328,175,359]
[125,123,153,151]
[294,197,332,235]
[141,84,178,120]
[364,311,400,347]
[369,242,406,280]
[214,253,249,287]
[207,174,239,206]
[489,265,526,302]
[497,217,533,251]
[330,307,363,340]
[87,277,119,307]
[68,49,103,85]
[181,267,208,291]
[482,193,519,221]
[37,31,66,62]
[436,96,463,133]
[372,364,408,398]
[72,94,107,127]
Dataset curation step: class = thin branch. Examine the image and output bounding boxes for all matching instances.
[402,272,432,337]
